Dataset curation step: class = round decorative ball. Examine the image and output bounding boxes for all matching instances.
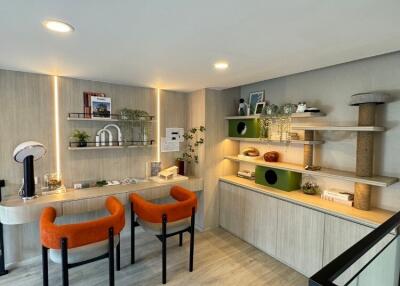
[264,151,279,162]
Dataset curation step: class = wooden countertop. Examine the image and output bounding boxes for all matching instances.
[0,177,203,225]
[220,175,395,228]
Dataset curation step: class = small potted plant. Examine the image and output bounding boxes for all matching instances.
[71,129,90,147]
[176,126,205,175]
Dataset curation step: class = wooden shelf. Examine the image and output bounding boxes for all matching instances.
[68,145,153,151]
[226,137,324,145]
[225,112,325,120]
[224,155,398,187]
[67,117,156,123]
[220,175,395,227]
[292,126,385,132]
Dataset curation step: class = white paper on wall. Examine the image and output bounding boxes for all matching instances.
[161,137,180,152]
[166,128,184,143]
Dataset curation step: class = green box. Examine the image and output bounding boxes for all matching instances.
[228,119,260,138]
[255,166,301,192]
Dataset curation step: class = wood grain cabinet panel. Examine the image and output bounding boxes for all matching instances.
[219,182,245,238]
[276,200,325,277]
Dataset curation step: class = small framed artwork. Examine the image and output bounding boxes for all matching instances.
[91,96,112,119]
[249,90,265,113]
[254,102,265,115]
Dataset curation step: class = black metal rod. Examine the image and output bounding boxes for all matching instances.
[116,235,120,271]
[108,227,115,286]
[189,207,195,272]
[23,155,35,197]
[0,180,8,276]
[42,246,48,286]
[179,232,183,247]
[131,202,135,264]
[162,214,167,284]
[61,238,69,286]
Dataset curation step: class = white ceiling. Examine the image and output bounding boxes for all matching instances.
[1,0,400,92]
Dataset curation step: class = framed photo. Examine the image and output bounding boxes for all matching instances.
[91,96,111,119]
[249,91,265,113]
[254,102,265,115]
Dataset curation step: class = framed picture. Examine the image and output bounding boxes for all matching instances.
[91,96,111,119]
[254,102,265,115]
[249,91,265,113]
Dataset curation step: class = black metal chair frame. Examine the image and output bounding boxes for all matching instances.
[42,227,121,286]
[130,202,195,284]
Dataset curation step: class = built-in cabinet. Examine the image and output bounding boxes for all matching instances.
[219,180,394,278]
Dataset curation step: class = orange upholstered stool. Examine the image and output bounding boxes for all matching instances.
[40,196,125,286]
[130,186,197,284]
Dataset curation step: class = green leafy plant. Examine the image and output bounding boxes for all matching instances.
[177,126,206,164]
[71,130,90,143]
[119,108,150,120]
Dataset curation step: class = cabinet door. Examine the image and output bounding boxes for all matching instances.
[219,182,245,238]
[276,200,325,277]
[323,215,395,285]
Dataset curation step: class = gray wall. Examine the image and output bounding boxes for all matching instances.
[239,52,400,211]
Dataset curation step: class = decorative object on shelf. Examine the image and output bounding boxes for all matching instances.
[254,102,265,115]
[296,102,307,113]
[262,104,279,116]
[95,180,107,187]
[43,173,62,191]
[304,165,321,171]
[241,147,260,157]
[229,119,260,138]
[150,161,162,177]
[249,90,265,114]
[177,126,206,165]
[321,189,354,206]
[263,151,279,162]
[119,108,150,121]
[83,91,105,118]
[350,92,390,210]
[289,132,299,140]
[259,103,295,142]
[301,176,320,195]
[305,107,320,113]
[103,124,123,146]
[280,103,297,115]
[91,96,111,119]
[237,170,255,180]
[71,129,90,147]
[95,123,123,146]
[176,159,185,175]
[158,166,179,180]
[238,98,249,116]
[13,141,47,200]
[255,166,301,191]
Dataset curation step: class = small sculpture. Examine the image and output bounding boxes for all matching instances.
[264,151,279,162]
[296,102,307,113]
[238,98,249,116]
[241,147,260,157]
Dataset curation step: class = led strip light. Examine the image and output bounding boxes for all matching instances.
[53,76,61,179]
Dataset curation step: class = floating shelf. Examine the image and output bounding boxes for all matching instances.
[67,112,155,122]
[292,126,385,132]
[225,112,325,120]
[224,155,398,187]
[69,145,154,151]
[226,137,324,145]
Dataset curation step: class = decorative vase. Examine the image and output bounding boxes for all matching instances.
[264,151,279,162]
[176,159,185,176]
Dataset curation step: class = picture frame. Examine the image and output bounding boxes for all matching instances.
[91,96,112,119]
[249,90,265,113]
[254,102,265,115]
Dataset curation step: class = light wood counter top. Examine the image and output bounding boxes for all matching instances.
[0,178,203,225]
[219,175,395,228]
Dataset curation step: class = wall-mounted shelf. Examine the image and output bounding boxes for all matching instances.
[67,112,155,122]
[225,112,325,120]
[226,137,324,145]
[224,155,398,187]
[292,126,385,132]
[69,145,154,151]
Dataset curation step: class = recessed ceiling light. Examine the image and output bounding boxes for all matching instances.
[214,62,229,70]
[43,20,74,33]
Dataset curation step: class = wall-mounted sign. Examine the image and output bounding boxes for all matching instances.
[161,137,180,152]
[166,128,184,143]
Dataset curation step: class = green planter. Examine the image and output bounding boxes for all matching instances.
[255,166,301,192]
[228,119,260,138]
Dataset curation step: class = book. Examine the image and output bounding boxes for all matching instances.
[83,92,105,118]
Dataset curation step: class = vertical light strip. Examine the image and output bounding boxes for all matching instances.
[156,88,161,162]
[53,76,61,179]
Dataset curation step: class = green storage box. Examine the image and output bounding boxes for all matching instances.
[228,119,260,138]
[255,166,301,192]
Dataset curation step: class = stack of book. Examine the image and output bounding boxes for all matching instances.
[321,190,354,206]
[83,91,106,118]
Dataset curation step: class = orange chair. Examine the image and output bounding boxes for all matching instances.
[130,186,197,284]
[40,196,125,286]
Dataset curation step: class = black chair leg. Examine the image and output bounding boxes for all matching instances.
[189,207,195,272]
[179,232,183,247]
[116,235,121,271]
[131,202,135,264]
[61,238,69,286]
[109,228,115,286]
[162,214,167,284]
[42,246,49,286]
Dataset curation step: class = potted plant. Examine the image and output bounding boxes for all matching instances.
[176,126,206,175]
[71,129,90,147]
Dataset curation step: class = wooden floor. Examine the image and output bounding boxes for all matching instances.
[0,228,307,286]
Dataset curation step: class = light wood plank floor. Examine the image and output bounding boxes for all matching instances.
[0,228,307,286]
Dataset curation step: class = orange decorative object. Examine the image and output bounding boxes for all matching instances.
[40,196,125,249]
[264,151,279,162]
[130,185,197,223]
